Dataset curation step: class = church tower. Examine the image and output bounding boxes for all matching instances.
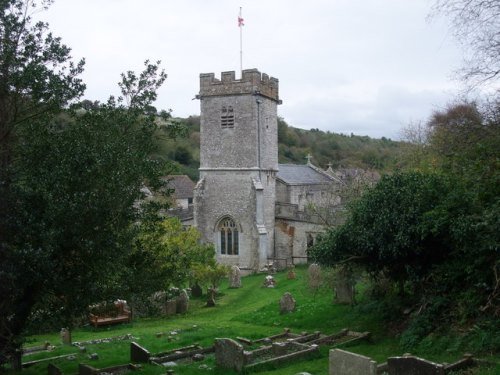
[194,69,281,271]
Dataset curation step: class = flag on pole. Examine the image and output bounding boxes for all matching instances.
[238,9,244,27]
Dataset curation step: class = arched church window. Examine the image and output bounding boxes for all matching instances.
[221,105,235,128]
[219,217,239,255]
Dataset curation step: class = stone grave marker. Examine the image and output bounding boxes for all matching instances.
[130,342,150,363]
[229,265,241,288]
[387,355,445,375]
[206,288,216,307]
[191,283,203,298]
[279,292,296,314]
[335,266,355,304]
[263,275,276,288]
[60,328,71,345]
[176,289,189,314]
[214,338,246,372]
[307,263,322,290]
[329,349,377,375]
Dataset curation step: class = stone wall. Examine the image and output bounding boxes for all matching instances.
[274,219,325,265]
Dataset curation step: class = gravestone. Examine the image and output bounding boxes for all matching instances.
[191,283,203,298]
[287,267,296,280]
[165,299,177,315]
[47,363,62,375]
[263,275,276,288]
[60,328,71,345]
[335,267,355,304]
[279,292,296,314]
[130,342,150,363]
[176,289,189,314]
[387,355,445,375]
[307,263,322,290]
[229,265,241,288]
[206,288,216,307]
[329,349,377,375]
[214,338,246,372]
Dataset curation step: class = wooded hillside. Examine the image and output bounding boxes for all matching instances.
[156,116,405,181]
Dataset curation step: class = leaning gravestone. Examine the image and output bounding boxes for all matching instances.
[329,349,377,375]
[279,292,296,314]
[387,355,445,375]
[176,289,189,314]
[130,342,150,363]
[229,265,241,288]
[214,338,246,372]
[335,267,355,304]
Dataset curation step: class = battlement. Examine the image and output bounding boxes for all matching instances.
[199,69,280,103]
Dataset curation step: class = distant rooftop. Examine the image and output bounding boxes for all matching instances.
[163,175,195,199]
[277,164,334,185]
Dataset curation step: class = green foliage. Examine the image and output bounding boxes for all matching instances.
[311,171,463,290]
[127,217,215,300]
[192,262,230,290]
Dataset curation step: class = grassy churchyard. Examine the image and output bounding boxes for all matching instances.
[13,267,500,375]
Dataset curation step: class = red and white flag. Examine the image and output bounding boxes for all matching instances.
[238,10,244,27]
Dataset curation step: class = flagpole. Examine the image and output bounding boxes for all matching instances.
[239,7,243,76]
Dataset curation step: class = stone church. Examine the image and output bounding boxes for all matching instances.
[193,69,344,272]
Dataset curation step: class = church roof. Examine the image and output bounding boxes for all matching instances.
[276,164,335,185]
[162,175,195,199]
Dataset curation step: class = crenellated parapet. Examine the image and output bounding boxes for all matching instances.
[199,69,281,103]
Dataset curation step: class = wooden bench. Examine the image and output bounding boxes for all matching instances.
[89,300,131,328]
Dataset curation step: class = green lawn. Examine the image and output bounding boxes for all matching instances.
[11,267,500,374]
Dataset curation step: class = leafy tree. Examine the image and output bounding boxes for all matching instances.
[127,216,215,302]
[311,171,467,295]
[0,1,174,359]
[0,0,85,362]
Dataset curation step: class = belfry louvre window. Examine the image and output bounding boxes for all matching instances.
[219,217,239,255]
[221,106,235,128]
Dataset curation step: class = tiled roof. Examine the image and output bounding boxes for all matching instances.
[163,175,195,199]
[276,164,334,185]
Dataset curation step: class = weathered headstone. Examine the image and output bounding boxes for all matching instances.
[287,267,296,279]
[214,338,246,372]
[165,299,177,316]
[191,283,203,298]
[206,288,216,307]
[130,342,150,363]
[60,328,71,345]
[307,263,322,290]
[279,292,296,314]
[329,349,377,375]
[229,265,241,288]
[176,289,189,314]
[387,355,445,375]
[335,266,355,304]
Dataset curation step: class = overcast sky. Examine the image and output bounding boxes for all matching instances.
[39,0,464,139]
